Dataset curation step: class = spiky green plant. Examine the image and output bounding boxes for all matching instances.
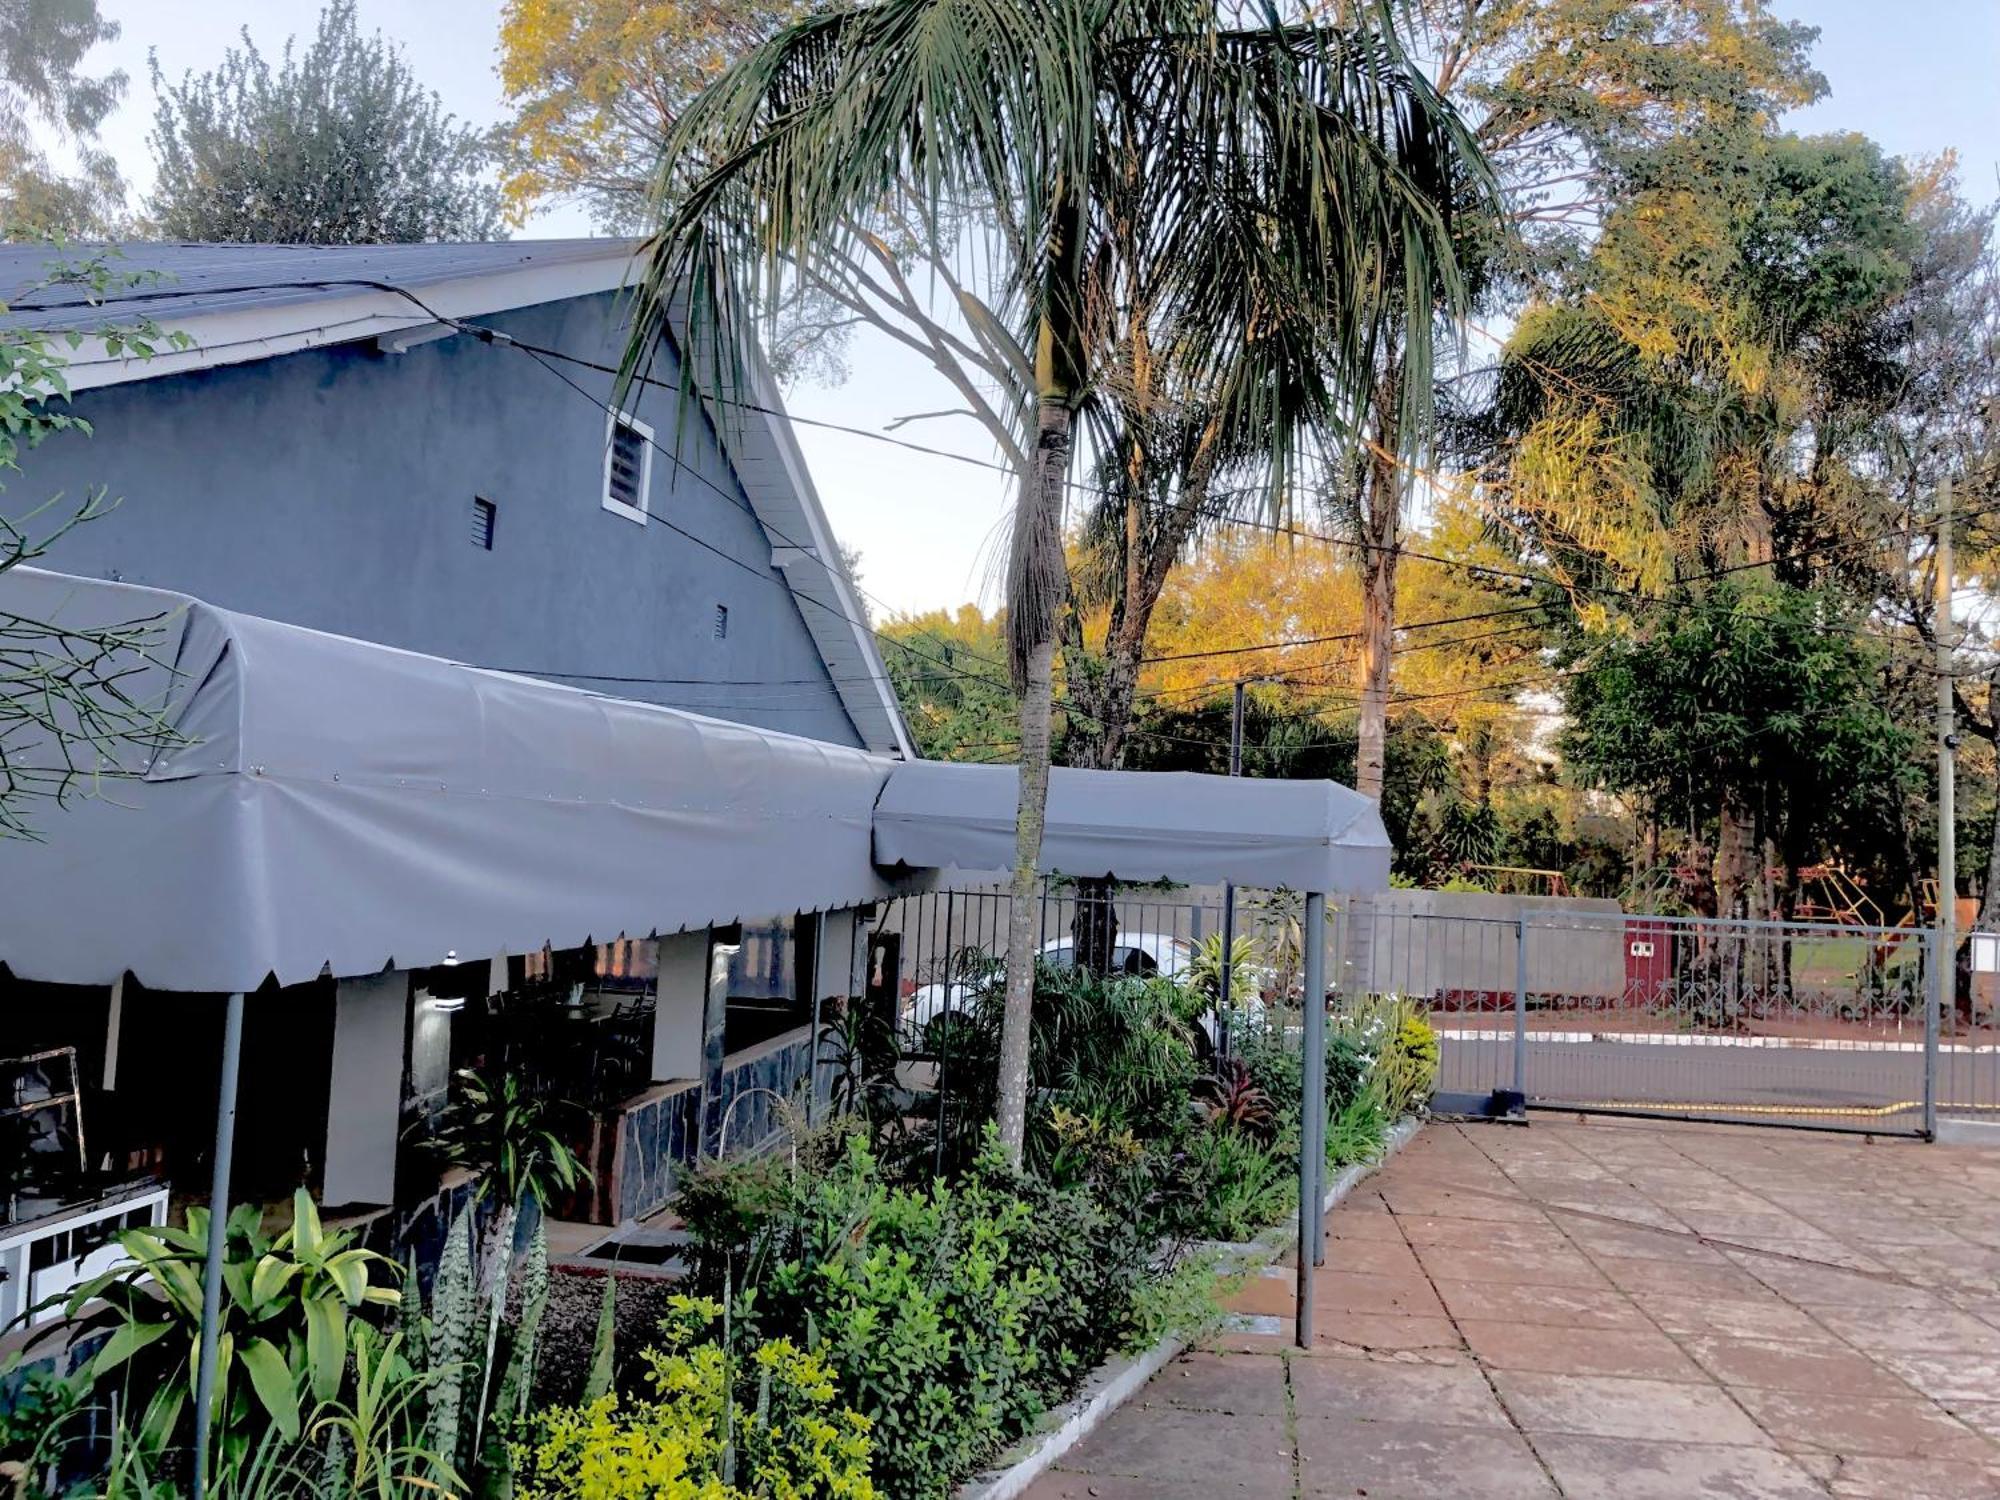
[411,1202,555,1497]
[425,1204,477,1480]
[582,1270,617,1405]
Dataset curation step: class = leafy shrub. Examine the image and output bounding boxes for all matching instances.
[1390,1010,1441,1110]
[918,963,1208,1174]
[516,1296,875,1500]
[1193,1059,1277,1142]
[0,1363,81,1494]
[1323,1031,1371,1117]
[53,1189,401,1465]
[679,1132,1153,1499]
[1167,1124,1296,1243]
[1325,1074,1390,1170]
[1233,1010,1369,1123]
[1336,997,1439,1118]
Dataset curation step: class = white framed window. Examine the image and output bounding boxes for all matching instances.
[601,410,654,523]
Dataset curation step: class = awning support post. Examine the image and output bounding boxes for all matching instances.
[806,912,827,1127]
[193,989,245,1500]
[1296,891,1327,1348]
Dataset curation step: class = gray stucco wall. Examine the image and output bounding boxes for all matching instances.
[13,291,864,747]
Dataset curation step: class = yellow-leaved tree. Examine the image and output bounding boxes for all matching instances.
[498,0,802,232]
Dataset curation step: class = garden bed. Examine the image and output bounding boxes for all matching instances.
[958,1114,1423,1500]
[8,968,1440,1500]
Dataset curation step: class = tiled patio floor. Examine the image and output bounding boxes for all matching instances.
[1021,1118,2000,1499]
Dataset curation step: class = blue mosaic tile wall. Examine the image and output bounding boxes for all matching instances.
[611,1026,830,1224]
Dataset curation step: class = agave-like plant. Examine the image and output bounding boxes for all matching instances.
[56,1188,400,1466]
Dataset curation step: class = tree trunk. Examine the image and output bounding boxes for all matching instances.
[995,394,1073,1166]
[1070,877,1120,973]
[1063,634,1144,772]
[1714,790,1758,919]
[1356,536,1397,800]
[1979,664,2000,933]
[997,634,1056,1162]
[1354,371,1402,802]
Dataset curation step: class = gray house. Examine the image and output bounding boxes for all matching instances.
[0,240,917,1314]
[4,239,908,753]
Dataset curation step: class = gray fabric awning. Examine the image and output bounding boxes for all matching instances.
[0,569,891,991]
[2,571,1392,994]
[873,760,1391,894]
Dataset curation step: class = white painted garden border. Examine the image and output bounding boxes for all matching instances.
[957,1114,1425,1500]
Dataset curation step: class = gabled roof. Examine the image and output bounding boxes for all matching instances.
[0,239,914,757]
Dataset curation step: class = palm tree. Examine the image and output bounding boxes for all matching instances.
[628,0,1487,1163]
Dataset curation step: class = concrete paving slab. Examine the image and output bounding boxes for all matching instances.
[1135,1350,1289,1416]
[1285,1358,1510,1427]
[1458,1319,1709,1381]
[1293,1416,1556,1500]
[1533,1434,1828,1499]
[1055,1404,1293,1489]
[1728,1387,1991,1462]
[1429,1277,1651,1330]
[1028,1120,2000,1500]
[1490,1369,1772,1446]
[1685,1334,1926,1397]
[1805,1451,2000,1498]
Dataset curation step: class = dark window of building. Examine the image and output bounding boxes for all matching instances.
[471,496,496,550]
[713,603,729,640]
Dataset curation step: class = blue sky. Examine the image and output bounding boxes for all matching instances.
[75,2,2000,616]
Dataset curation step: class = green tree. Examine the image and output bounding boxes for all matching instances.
[632,0,1483,1161]
[497,0,804,233]
[879,607,1019,762]
[1481,123,1949,910]
[146,0,503,244]
[1561,581,1919,916]
[0,0,128,236]
[1333,0,1824,801]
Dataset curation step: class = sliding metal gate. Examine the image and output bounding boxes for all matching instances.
[873,889,1976,1139]
[1335,904,1942,1136]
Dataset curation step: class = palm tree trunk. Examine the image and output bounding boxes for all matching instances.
[1354,369,1402,801]
[996,396,1073,1164]
[998,637,1057,1160]
[1355,532,1398,800]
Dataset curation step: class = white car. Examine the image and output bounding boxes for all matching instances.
[903,932,1195,1042]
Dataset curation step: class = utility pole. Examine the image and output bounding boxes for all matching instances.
[1217,680,1246,1057]
[1931,477,1955,1136]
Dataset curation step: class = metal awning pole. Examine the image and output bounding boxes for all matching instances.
[806,912,827,1127]
[1296,891,1327,1349]
[1219,681,1246,1060]
[192,990,245,1500]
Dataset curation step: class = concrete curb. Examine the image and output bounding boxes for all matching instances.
[1936,1116,2000,1147]
[957,1114,1425,1500]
